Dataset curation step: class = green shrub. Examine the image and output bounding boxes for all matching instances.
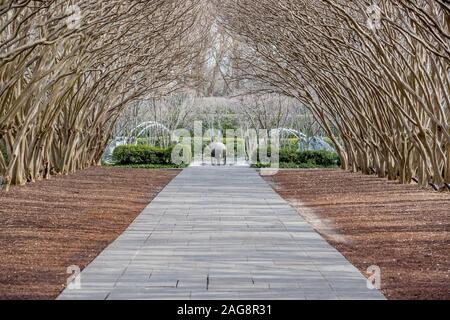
[135,138,149,146]
[280,138,299,150]
[297,150,339,167]
[252,162,325,169]
[279,148,297,163]
[112,145,173,165]
[280,162,318,169]
[252,150,340,168]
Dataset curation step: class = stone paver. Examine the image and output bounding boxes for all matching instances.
[58,167,384,300]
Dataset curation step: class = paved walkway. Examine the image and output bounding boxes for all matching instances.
[58,167,384,300]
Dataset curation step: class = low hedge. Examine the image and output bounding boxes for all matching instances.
[112,145,174,165]
[297,150,340,167]
[112,144,340,168]
[252,162,318,169]
[253,149,340,168]
[279,147,297,163]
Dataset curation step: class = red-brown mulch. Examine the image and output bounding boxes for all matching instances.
[0,167,180,300]
[263,169,450,300]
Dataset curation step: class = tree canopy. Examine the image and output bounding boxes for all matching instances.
[1,0,449,189]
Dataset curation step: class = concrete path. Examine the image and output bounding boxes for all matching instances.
[58,167,384,300]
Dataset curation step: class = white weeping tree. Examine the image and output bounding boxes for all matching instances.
[215,0,450,187]
[0,0,212,190]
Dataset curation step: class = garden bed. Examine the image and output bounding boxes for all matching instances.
[0,166,180,299]
[263,169,450,300]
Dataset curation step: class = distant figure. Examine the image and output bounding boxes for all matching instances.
[209,142,227,166]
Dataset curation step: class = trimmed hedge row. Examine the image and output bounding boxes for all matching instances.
[112,144,340,168]
[296,150,340,167]
[112,145,174,165]
[261,148,340,167]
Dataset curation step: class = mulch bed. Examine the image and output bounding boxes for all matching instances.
[263,169,450,300]
[0,167,180,300]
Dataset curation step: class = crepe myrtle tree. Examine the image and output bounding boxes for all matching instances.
[215,0,450,187]
[0,0,212,190]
